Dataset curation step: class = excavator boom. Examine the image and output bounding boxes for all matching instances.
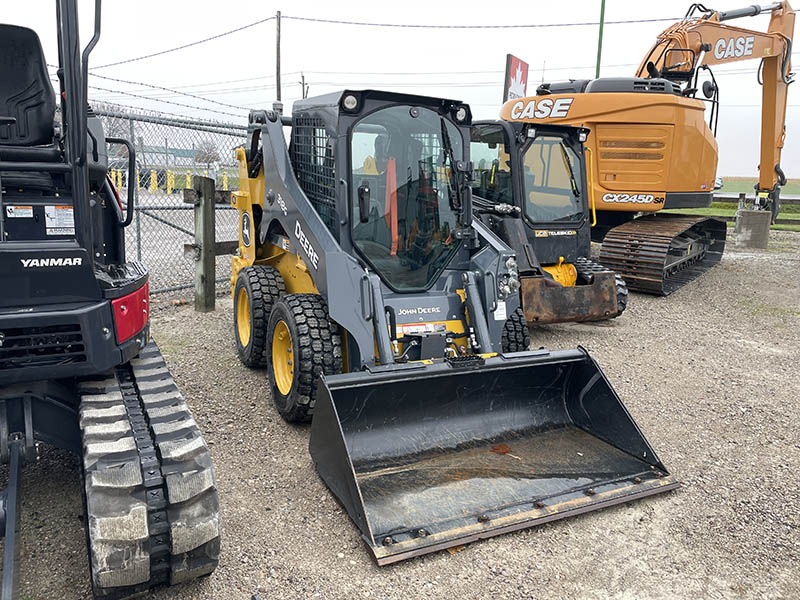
[498,2,795,294]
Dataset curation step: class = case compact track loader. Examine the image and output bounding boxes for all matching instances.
[0,2,219,597]
[471,120,627,324]
[231,90,678,564]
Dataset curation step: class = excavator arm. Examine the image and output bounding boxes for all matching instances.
[636,2,795,217]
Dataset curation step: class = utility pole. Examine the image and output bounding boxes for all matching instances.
[595,0,606,78]
[299,73,308,98]
[276,11,281,101]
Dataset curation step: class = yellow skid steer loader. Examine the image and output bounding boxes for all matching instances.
[230,90,677,564]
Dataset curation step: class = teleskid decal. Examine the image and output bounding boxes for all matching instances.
[509,97,574,120]
[713,36,755,60]
[20,257,83,267]
[294,221,320,269]
[534,230,577,238]
[601,193,665,205]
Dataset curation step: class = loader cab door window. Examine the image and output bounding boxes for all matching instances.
[522,135,583,223]
[350,105,462,292]
[469,125,513,206]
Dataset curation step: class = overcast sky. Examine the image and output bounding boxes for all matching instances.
[5,0,798,176]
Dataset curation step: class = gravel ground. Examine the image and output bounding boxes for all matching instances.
[8,231,800,600]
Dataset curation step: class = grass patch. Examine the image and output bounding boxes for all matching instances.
[719,177,800,196]
[663,205,800,229]
[739,298,800,318]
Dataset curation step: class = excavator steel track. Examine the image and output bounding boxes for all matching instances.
[598,214,727,296]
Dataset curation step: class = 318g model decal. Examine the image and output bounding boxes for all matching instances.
[602,193,665,204]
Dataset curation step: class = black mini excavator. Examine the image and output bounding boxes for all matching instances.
[0,2,219,597]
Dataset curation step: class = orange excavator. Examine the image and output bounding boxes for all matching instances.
[500,2,795,294]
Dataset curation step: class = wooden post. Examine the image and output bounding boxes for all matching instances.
[188,176,216,312]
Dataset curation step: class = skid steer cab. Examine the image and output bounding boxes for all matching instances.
[231,90,678,564]
[471,120,627,324]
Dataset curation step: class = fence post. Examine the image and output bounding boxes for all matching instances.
[188,176,216,312]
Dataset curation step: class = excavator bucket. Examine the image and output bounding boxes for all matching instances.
[310,349,678,565]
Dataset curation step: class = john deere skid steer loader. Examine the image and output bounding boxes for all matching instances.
[231,90,677,564]
[471,120,628,324]
[0,2,219,597]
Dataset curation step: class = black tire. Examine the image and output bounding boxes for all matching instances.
[613,273,629,318]
[266,294,342,423]
[233,265,285,367]
[79,341,220,599]
[501,306,530,353]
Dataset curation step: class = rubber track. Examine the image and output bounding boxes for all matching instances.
[79,340,220,599]
[501,306,531,353]
[598,214,726,296]
[574,256,629,318]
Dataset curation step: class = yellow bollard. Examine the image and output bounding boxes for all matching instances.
[136,168,140,190]
[222,172,229,191]
[186,170,191,189]
[149,169,158,193]
[167,170,174,195]
[204,169,208,178]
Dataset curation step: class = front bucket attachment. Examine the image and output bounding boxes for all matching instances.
[310,350,678,565]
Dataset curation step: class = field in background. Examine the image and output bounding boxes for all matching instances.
[664,177,800,231]
[718,176,800,197]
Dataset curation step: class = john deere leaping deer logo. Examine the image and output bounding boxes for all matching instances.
[241,212,251,247]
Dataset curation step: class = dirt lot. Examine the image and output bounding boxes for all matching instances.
[12,231,800,599]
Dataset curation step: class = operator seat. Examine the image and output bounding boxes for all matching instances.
[0,24,59,192]
[0,24,56,148]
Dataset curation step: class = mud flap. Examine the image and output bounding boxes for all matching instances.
[521,273,619,324]
[309,350,678,565]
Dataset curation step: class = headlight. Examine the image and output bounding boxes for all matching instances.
[505,257,517,271]
[454,106,468,122]
[578,129,589,143]
[342,94,359,111]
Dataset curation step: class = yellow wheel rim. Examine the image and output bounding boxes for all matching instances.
[271,319,294,395]
[236,287,251,346]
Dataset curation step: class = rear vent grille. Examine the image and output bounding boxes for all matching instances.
[0,324,86,369]
[631,80,680,95]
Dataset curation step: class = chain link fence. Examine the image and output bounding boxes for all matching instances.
[93,102,247,301]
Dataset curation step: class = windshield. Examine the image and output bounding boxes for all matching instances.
[351,105,463,292]
[470,124,513,205]
[521,135,583,223]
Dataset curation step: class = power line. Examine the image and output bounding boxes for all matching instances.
[91,16,276,70]
[86,83,245,118]
[49,63,254,111]
[89,71,253,111]
[282,15,680,29]
[92,14,677,71]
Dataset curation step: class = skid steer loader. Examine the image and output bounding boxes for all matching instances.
[231,90,678,564]
[0,2,219,597]
[470,120,628,324]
